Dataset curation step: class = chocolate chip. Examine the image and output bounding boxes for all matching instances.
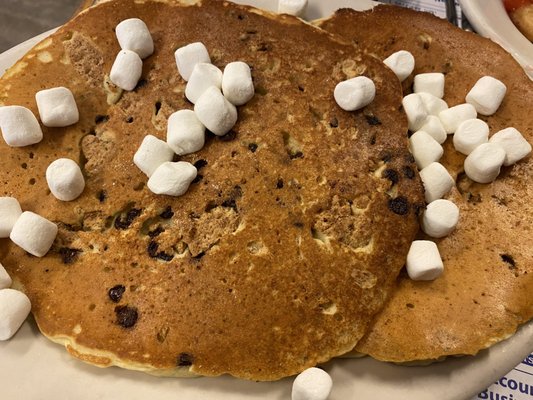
[382,169,399,185]
[160,206,174,219]
[221,198,237,211]
[329,117,338,128]
[192,174,203,184]
[193,159,208,170]
[365,115,382,126]
[388,197,409,215]
[98,190,107,202]
[406,303,414,309]
[403,166,415,179]
[248,143,258,153]
[134,79,148,91]
[155,101,162,116]
[115,208,142,230]
[192,251,205,260]
[381,153,393,163]
[501,254,516,269]
[276,178,284,189]
[289,151,304,160]
[115,305,138,328]
[126,116,134,123]
[177,353,194,366]
[108,285,126,303]
[94,115,109,124]
[59,247,81,264]
[148,226,164,238]
[147,241,174,261]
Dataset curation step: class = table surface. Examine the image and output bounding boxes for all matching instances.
[0,0,82,53]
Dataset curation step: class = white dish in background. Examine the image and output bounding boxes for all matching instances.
[460,0,533,79]
[1,1,532,399]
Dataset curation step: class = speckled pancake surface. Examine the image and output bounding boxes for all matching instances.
[318,5,533,363]
[0,0,423,380]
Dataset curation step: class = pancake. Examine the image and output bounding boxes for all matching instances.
[318,5,533,363]
[0,0,423,380]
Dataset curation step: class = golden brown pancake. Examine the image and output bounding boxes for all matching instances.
[0,0,423,380]
[318,5,533,363]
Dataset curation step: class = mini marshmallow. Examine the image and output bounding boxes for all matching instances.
[466,76,507,116]
[35,87,79,128]
[0,197,22,238]
[421,199,460,238]
[133,134,175,177]
[413,73,445,98]
[383,50,415,82]
[110,50,143,91]
[115,18,154,59]
[0,106,43,147]
[489,127,532,166]
[292,367,333,400]
[406,240,444,281]
[334,76,376,112]
[46,158,85,201]
[10,211,58,257]
[185,63,223,104]
[175,42,211,82]
[418,115,447,144]
[453,118,489,155]
[278,0,308,17]
[222,61,255,106]
[0,289,31,340]
[0,263,12,289]
[402,93,428,132]
[438,103,477,134]
[419,162,454,203]
[409,130,444,169]
[464,142,506,184]
[167,110,205,155]
[194,86,238,136]
[418,92,448,116]
[147,161,197,197]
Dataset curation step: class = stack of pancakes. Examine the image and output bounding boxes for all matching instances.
[0,0,531,381]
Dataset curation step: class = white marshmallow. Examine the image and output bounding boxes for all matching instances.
[175,42,211,82]
[419,162,454,203]
[292,367,333,400]
[46,158,85,201]
[409,130,444,170]
[35,87,79,128]
[222,61,255,106]
[0,106,43,147]
[133,135,175,177]
[110,50,143,91]
[489,127,532,166]
[167,110,205,155]
[438,103,477,134]
[0,197,22,238]
[0,289,31,341]
[453,118,489,155]
[383,50,415,82]
[413,73,445,98]
[10,211,58,257]
[418,116,447,144]
[185,63,223,104]
[115,18,154,59]
[406,240,444,281]
[278,0,308,17]
[147,161,197,197]
[421,199,460,238]
[464,143,506,184]
[194,86,238,136]
[418,92,448,116]
[466,76,507,116]
[402,93,427,132]
[334,76,375,112]
[0,263,12,289]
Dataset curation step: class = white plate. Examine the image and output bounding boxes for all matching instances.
[459,0,533,79]
[1,1,532,399]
